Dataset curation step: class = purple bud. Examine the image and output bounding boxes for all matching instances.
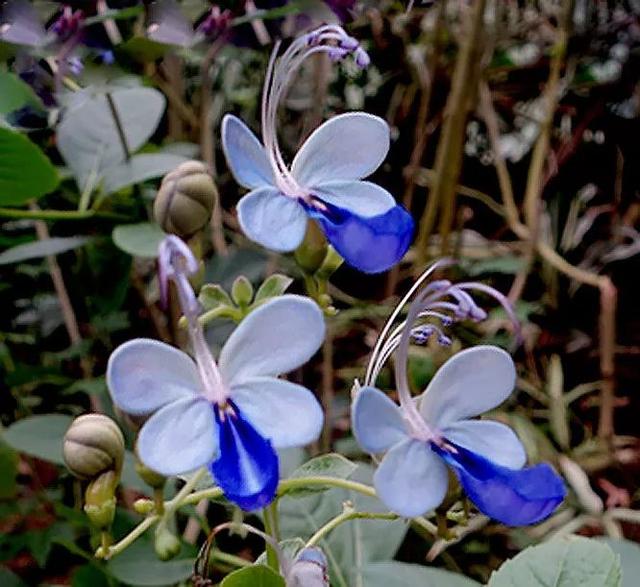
[66,56,84,76]
[355,47,370,69]
[328,46,349,62]
[437,333,452,346]
[339,35,359,51]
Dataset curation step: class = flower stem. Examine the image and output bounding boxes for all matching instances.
[262,503,280,572]
[0,208,126,221]
[305,507,396,548]
[153,488,165,516]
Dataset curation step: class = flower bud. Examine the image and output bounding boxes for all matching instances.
[134,498,156,515]
[63,414,125,480]
[154,161,217,238]
[295,222,328,274]
[84,470,118,530]
[154,525,181,561]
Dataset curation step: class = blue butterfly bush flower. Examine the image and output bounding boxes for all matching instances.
[222,25,414,274]
[352,262,566,525]
[106,236,325,510]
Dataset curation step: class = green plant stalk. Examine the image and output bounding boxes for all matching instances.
[414,0,487,265]
[0,207,126,221]
[305,509,397,548]
[262,503,280,572]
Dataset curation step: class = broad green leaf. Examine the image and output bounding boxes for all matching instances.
[57,87,166,191]
[3,414,73,465]
[362,562,481,587]
[112,223,165,258]
[107,539,194,586]
[254,274,293,303]
[102,153,188,194]
[72,564,110,587]
[220,565,286,587]
[488,537,621,587]
[0,439,18,498]
[596,538,640,587]
[279,464,407,586]
[0,127,59,205]
[0,236,91,265]
[0,567,27,587]
[0,72,43,116]
[285,454,357,497]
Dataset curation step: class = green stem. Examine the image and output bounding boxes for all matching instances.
[0,208,127,221]
[262,503,280,572]
[305,509,397,548]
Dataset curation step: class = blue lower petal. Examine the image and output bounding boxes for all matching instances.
[433,442,566,526]
[304,199,414,274]
[209,402,279,511]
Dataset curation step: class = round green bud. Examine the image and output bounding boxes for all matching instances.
[153,160,217,238]
[154,526,181,561]
[84,470,118,530]
[133,498,156,515]
[63,414,125,480]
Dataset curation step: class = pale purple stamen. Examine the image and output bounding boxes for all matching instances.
[158,236,229,405]
[260,25,370,200]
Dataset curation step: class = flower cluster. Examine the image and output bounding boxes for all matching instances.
[107,236,325,510]
[222,25,414,274]
[352,262,566,525]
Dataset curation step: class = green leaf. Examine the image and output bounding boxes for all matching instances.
[3,414,72,465]
[279,464,407,586]
[199,284,234,310]
[285,454,357,497]
[57,87,166,191]
[0,439,18,498]
[0,236,91,265]
[112,223,165,258]
[596,538,640,587]
[0,568,27,587]
[488,537,621,587]
[464,256,526,276]
[231,276,254,307]
[220,565,286,587]
[102,153,188,195]
[0,72,43,117]
[254,274,294,303]
[106,539,195,586]
[72,564,110,587]
[362,562,481,587]
[0,127,59,205]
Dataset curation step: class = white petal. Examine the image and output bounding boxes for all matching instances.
[219,295,325,383]
[374,439,449,517]
[221,114,273,189]
[443,419,527,469]
[291,113,389,186]
[419,346,516,429]
[352,386,408,453]
[137,397,217,476]
[237,188,308,252]
[107,338,200,416]
[313,180,395,217]
[230,377,323,448]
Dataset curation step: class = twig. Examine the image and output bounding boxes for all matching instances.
[320,331,334,453]
[414,0,487,264]
[200,39,228,257]
[28,202,101,412]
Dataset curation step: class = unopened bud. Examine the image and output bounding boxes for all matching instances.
[63,414,125,480]
[84,470,118,530]
[155,525,181,561]
[134,498,155,515]
[154,161,217,237]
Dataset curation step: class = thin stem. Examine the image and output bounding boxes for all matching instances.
[0,208,126,221]
[106,92,131,161]
[321,331,334,452]
[305,509,397,548]
[153,488,165,516]
[262,504,280,572]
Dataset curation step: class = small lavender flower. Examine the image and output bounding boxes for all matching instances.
[107,236,325,510]
[222,25,414,274]
[352,262,566,525]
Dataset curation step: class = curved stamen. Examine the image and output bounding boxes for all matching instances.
[158,236,228,405]
[260,25,371,200]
